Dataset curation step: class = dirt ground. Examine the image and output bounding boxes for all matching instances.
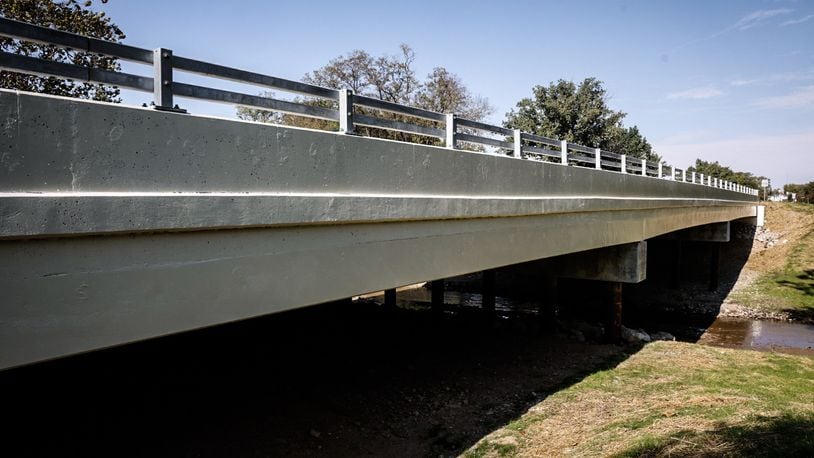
[734,202,813,276]
[720,202,814,321]
[0,302,631,458]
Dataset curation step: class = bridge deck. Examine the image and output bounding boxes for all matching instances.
[0,90,757,369]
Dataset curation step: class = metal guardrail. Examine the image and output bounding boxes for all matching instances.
[0,17,759,196]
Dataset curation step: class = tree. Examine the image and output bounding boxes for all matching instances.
[504,78,660,162]
[236,91,283,124]
[784,182,814,203]
[605,125,660,163]
[414,67,491,120]
[0,0,125,102]
[237,45,493,145]
[686,159,763,189]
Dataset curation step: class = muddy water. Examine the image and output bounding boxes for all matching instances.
[697,318,814,355]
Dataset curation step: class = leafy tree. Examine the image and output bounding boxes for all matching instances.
[686,159,763,188]
[504,78,660,162]
[605,125,660,162]
[236,91,283,124]
[414,67,491,120]
[0,0,125,102]
[784,182,814,203]
[236,45,493,146]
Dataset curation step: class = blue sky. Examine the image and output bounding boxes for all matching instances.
[98,0,814,187]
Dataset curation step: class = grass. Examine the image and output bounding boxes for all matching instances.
[463,341,814,457]
[731,203,814,321]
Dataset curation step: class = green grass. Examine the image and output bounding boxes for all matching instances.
[464,342,814,457]
[732,203,814,321]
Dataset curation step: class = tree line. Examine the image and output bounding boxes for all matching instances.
[1,0,765,185]
[784,182,814,204]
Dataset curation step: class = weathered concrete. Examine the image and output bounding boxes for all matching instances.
[665,222,730,242]
[0,90,759,369]
[549,242,647,284]
[0,90,755,240]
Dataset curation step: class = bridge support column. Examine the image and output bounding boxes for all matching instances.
[431,279,445,314]
[554,241,647,284]
[709,243,720,291]
[384,288,397,308]
[663,222,730,291]
[608,282,623,343]
[533,242,646,341]
[482,269,496,317]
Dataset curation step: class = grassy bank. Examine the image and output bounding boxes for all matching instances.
[465,341,814,457]
[730,203,814,321]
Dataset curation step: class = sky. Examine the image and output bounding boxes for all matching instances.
[96,0,814,187]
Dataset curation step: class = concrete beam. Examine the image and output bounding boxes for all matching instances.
[552,242,647,284]
[665,222,730,242]
[0,89,757,241]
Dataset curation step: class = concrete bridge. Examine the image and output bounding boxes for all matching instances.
[0,18,759,369]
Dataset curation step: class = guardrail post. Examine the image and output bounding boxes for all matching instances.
[691,171,696,183]
[620,154,627,174]
[595,148,601,169]
[445,113,457,149]
[658,162,663,178]
[560,140,568,165]
[641,159,647,176]
[681,169,686,182]
[153,48,174,110]
[339,89,354,134]
[513,129,522,157]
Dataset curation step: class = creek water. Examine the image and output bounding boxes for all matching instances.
[698,317,814,355]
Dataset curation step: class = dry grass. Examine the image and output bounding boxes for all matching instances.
[464,341,814,457]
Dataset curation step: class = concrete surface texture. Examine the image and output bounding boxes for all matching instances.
[0,90,758,369]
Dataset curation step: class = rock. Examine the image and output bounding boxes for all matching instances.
[621,326,651,343]
[572,321,605,342]
[309,429,321,439]
[650,331,676,341]
[569,329,586,342]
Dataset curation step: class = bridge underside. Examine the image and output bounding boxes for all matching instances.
[0,90,757,369]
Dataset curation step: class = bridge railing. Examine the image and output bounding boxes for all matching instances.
[0,17,759,196]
